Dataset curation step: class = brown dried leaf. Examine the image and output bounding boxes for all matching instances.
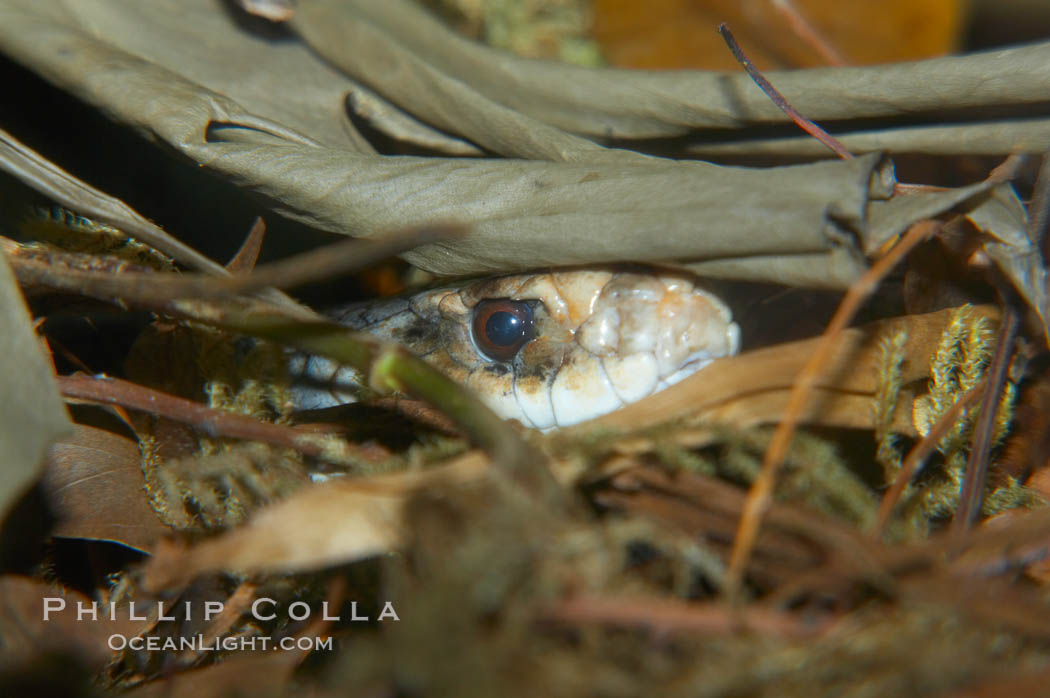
[0,1,1035,285]
[965,184,1050,343]
[588,306,1000,435]
[5,0,1049,155]
[42,425,171,553]
[0,126,228,277]
[0,254,69,520]
[142,452,488,590]
[295,0,1049,148]
[345,81,486,156]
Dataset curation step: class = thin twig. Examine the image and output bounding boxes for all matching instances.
[57,373,388,465]
[225,217,267,274]
[9,224,459,304]
[42,332,143,432]
[725,219,940,598]
[770,0,847,66]
[211,224,462,295]
[872,380,986,537]
[717,23,853,160]
[952,307,1020,532]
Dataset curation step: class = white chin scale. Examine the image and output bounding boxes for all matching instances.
[522,274,741,430]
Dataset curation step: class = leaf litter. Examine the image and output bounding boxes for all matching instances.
[1,1,1050,697]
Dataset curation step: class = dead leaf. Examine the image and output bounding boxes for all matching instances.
[587,305,1000,435]
[142,452,489,590]
[0,253,69,521]
[4,0,1047,151]
[42,424,171,553]
[0,1,1041,286]
[964,184,1050,344]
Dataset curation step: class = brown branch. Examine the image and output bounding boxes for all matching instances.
[9,223,460,306]
[209,224,462,295]
[717,23,853,160]
[725,220,940,598]
[57,373,387,465]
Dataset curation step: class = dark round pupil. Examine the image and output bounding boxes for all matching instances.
[484,311,525,346]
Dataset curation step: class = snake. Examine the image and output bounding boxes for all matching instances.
[290,269,740,430]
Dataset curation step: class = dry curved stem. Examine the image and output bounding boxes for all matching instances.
[872,380,987,537]
[725,219,941,599]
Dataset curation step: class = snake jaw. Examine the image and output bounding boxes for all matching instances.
[602,353,660,404]
[550,352,625,426]
[540,272,739,428]
[509,338,565,430]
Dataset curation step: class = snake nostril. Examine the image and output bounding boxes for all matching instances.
[471,299,536,362]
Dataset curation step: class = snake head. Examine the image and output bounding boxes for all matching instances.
[291,269,739,431]
[440,270,740,430]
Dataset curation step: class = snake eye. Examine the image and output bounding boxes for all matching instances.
[471,299,535,362]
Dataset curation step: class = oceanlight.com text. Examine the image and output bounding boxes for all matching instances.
[106,633,335,653]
